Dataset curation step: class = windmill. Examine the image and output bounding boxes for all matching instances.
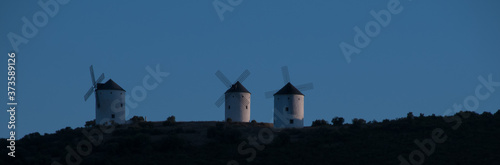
[214,70,250,107]
[264,66,314,98]
[84,65,105,104]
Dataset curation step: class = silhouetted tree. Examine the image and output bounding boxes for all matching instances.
[130,116,145,123]
[352,118,366,128]
[332,117,345,126]
[494,109,500,118]
[85,119,96,128]
[481,112,493,118]
[312,119,329,127]
[407,112,414,120]
[163,115,176,126]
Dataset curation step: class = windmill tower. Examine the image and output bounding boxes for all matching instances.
[225,81,251,122]
[84,65,126,125]
[274,82,304,128]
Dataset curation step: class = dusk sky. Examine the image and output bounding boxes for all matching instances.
[1,0,500,138]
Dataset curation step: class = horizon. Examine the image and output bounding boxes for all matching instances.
[1,0,500,139]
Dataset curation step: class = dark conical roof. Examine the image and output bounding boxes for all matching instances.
[96,79,125,91]
[274,82,304,96]
[225,81,250,94]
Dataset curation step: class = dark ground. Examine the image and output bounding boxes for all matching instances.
[2,110,500,165]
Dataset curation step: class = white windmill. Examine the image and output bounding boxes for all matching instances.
[215,70,251,122]
[84,65,126,125]
[266,66,312,128]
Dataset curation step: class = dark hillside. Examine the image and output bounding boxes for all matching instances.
[2,111,500,164]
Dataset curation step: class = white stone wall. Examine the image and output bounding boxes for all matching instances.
[95,89,126,124]
[225,92,251,122]
[274,94,304,128]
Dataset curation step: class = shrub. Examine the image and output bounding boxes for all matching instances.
[163,115,176,126]
[139,122,153,128]
[481,111,493,118]
[22,132,41,140]
[85,119,96,128]
[311,119,329,127]
[251,120,257,124]
[130,116,145,123]
[352,118,366,128]
[407,112,414,120]
[56,127,72,134]
[226,118,232,123]
[332,117,345,126]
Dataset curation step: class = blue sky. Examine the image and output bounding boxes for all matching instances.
[1,0,500,138]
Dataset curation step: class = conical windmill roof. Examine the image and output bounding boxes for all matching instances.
[96,79,125,91]
[274,82,304,96]
[225,81,250,94]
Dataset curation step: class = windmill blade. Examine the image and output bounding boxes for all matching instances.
[84,87,94,101]
[215,70,232,88]
[215,94,225,107]
[235,69,250,83]
[96,73,105,84]
[265,90,279,98]
[90,65,96,86]
[296,83,314,92]
[240,95,250,106]
[281,66,290,84]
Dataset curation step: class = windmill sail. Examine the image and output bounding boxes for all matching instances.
[214,70,251,107]
[83,65,105,101]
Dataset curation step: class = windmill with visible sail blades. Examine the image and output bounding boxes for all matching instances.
[84,65,105,104]
[84,65,127,125]
[215,70,252,122]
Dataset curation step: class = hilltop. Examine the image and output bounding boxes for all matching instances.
[2,111,500,165]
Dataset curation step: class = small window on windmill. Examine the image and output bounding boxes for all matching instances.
[121,92,123,95]
[290,119,294,124]
[285,107,289,112]
[288,97,290,100]
[110,92,112,94]
[111,114,115,118]
[97,103,100,108]
[121,103,123,107]
[242,96,244,98]
[228,105,230,109]
[298,98,300,100]
[246,105,248,109]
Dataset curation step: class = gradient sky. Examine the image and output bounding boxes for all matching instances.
[1,0,500,138]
